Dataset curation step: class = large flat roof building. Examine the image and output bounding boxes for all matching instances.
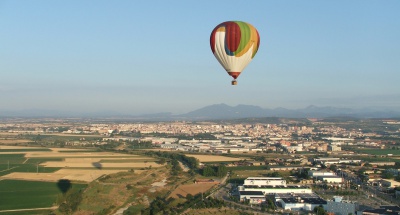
[239,191,265,204]
[244,177,286,186]
[275,193,327,211]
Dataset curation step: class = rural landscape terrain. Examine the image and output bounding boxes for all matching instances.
[2,0,399,214]
[0,116,399,215]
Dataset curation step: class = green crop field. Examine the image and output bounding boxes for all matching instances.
[0,180,87,211]
[0,154,62,176]
[357,149,400,156]
[24,157,64,164]
[0,164,61,176]
[0,148,51,152]
[0,154,26,164]
[57,149,100,153]
[0,209,53,215]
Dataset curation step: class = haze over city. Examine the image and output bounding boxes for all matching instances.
[1,1,399,115]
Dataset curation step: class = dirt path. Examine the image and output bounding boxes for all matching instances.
[178,161,189,172]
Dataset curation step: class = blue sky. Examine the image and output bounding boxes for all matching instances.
[1,1,399,114]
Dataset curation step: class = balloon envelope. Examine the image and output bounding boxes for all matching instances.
[210,21,260,81]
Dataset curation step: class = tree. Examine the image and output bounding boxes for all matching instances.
[158,157,166,164]
[382,171,394,179]
[203,166,216,177]
[329,164,338,172]
[171,159,182,175]
[261,204,266,212]
[314,205,327,215]
[357,167,366,175]
[216,165,227,178]
[58,189,83,214]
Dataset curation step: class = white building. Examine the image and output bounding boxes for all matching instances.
[239,177,312,195]
[244,177,286,186]
[239,191,265,204]
[328,145,342,151]
[326,196,357,215]
[275,193,327,211]
[308,171,336,178]
[316,176,343,184]
[239,185,313,195]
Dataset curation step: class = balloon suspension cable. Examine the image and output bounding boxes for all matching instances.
[231,80,237,85]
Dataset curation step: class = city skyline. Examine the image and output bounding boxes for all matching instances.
[1,1,399,115]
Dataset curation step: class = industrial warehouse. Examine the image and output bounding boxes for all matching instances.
[238,177,357,214]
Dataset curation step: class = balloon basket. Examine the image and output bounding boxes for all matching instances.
[231,80,237,85]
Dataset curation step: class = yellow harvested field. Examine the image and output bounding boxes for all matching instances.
[0,139,32,144]
[42,161,163,168]
[0,132,19,136]
[1,169,145,182]
[50,148,94,152]
[185,154,243,162]
[25,151,137,158]
[63,157,153,163]
[0,146,162,182]
[169,183,216,198]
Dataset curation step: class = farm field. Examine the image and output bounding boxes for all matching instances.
[0,145,165,213]
[0,139,32,144]
[169,183,216,199]
[0,169,144,183]
[41,161,162,168]
[0,145,44,149]
[0,179,87,211]
[0,209,53,215]
[0,146,164,183]
[185,154,244,162]
[356,149,400,156]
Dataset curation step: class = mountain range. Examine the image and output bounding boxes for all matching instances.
[1,104,399,119]
[178,104,400,119]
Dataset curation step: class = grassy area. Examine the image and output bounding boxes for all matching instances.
[78,167,177,214]
[120,204,145,214]
[0,180,87,210]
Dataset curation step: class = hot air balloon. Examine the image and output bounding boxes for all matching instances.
[210,21,260,85]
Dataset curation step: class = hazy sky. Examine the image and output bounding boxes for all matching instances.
[1,1,399,114]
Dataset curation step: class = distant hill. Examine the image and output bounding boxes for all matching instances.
[0,104,399,120]
[178,104,400,119]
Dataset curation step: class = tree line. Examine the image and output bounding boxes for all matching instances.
[144,151,199,172]
[202,165,228,178]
